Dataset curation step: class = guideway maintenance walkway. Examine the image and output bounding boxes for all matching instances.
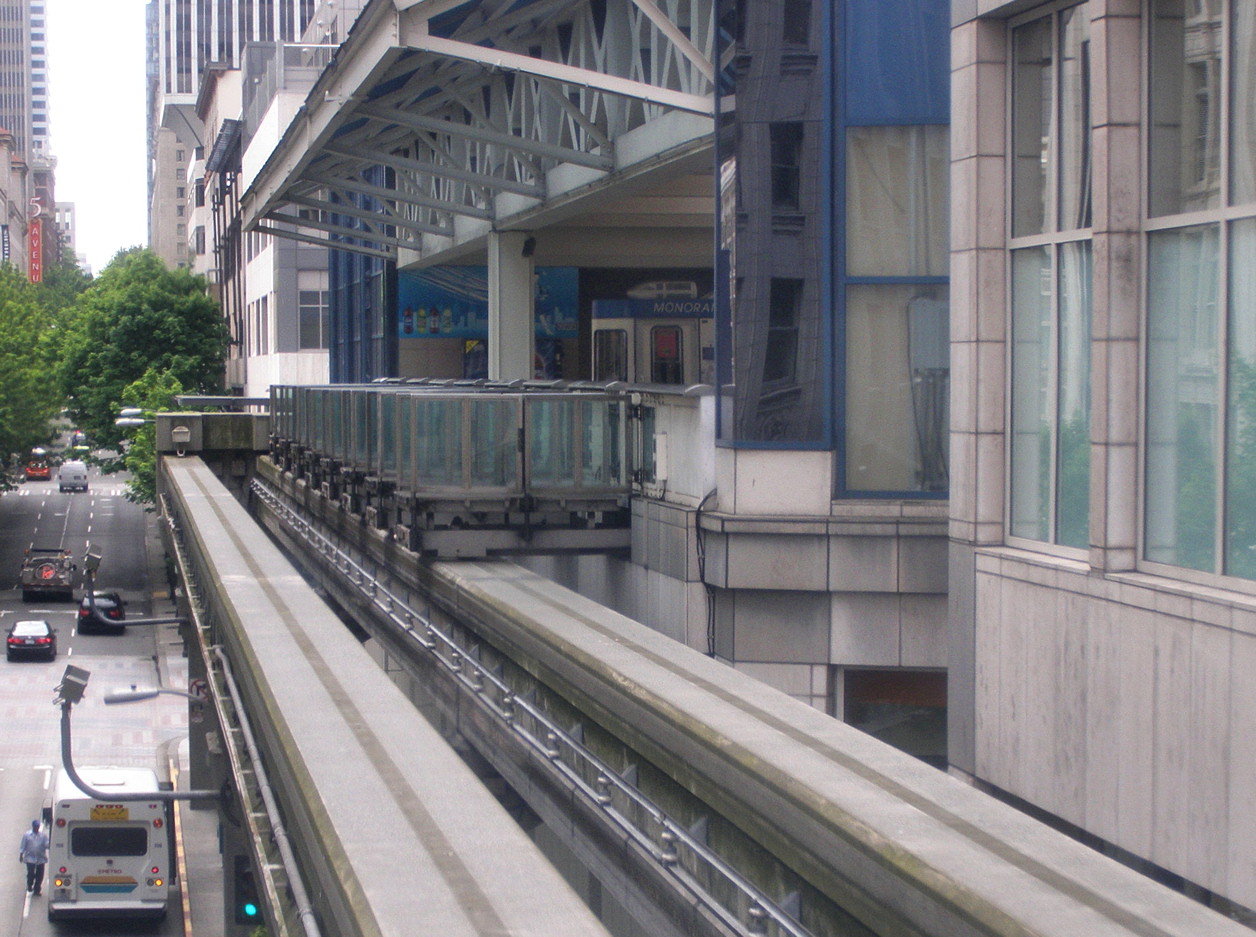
[162,451,1254,937]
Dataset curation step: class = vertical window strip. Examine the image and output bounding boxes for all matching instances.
[1007,4,1092,548]
[1143,2,1256,577]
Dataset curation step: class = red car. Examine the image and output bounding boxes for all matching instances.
[25,460,50,481]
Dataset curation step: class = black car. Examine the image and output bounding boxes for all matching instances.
[78,591,127,633]
[6,619,57,661]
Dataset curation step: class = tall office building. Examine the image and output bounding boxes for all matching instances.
[147,0,318,268]
[0,0,56,278]
[0,0,48,159]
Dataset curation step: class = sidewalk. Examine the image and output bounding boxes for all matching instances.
[147,510,224,937]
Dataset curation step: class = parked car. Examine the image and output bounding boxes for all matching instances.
[6,619,57,661]
[58,460,89,492]
[78,591,127,633]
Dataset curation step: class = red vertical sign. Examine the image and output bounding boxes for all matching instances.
[28,200,42,283]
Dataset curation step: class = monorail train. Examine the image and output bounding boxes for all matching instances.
[590,297,714,386]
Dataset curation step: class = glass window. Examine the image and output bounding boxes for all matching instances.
[769,122,803,210]
[650,326,684,383]
[1232,1,1256,204]
[1149,0,1222,217]
[71,826,148,857]
[593,328,628,382]
[1011,16,1052,238]
[1055,241,1092,548]
[1224,219,1256,576]
[847,125,949,277]
[1007,4,1092,549]
[298,270,330,351]
[765,279,800,384]
[1057,6,1091,230]
[843,669,947,770]
[1010,248,1053,541]
[846,284,949,492]
[1144,3,1256,578]
[1146,225,1220,571]
[782,0,811,46]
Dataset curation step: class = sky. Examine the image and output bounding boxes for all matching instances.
[47,0,149,275]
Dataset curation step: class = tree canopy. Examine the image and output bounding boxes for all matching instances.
[116,368,186,505]
[0,263,82,466]
[58,248,228,451]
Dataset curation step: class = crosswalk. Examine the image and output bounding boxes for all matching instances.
[2,484,131,498]
[0,656,189,767]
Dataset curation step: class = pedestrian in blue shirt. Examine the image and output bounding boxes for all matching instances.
[19,819,49,896]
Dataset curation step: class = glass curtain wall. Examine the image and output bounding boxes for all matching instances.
[845,127,950,492]
[840,0,951,495]
[1145,1,1256,578]
[1007,4,1092,549]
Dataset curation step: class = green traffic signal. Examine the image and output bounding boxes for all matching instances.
[233,855,261,924]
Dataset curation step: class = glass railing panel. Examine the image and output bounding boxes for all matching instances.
[580,398,625,488]
[312,389,326,452]
[468,397,521,489]
[380,393,397,479]
[354,391,372,466]
[528,397,577,488]
[397,394,414,489]
[330,391,346,460]
[414,397,463,488]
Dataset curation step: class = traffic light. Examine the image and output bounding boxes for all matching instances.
[232,855,261,925]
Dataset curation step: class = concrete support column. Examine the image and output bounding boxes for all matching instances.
[487,231,535,381]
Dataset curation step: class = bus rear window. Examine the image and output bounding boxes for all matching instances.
[71,826,148,857]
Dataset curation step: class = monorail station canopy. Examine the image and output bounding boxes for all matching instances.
[241,0,720,379]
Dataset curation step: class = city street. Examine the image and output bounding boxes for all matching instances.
[0,464,187,935]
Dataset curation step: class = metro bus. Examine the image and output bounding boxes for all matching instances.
[46,767,172,922]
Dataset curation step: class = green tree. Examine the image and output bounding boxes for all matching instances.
[38,252,93,318]
[0,265,70,472]
[58,248,227,453]
[116,369,185,505]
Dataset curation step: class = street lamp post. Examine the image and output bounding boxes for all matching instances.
[105,687,206,706]
[55,665,220,804]
[82,547,186,627]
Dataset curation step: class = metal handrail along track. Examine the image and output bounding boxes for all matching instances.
[251,474,813,937]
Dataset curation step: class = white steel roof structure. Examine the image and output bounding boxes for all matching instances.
[242,0,723,265]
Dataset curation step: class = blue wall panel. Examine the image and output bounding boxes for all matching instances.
[845,0,949,125]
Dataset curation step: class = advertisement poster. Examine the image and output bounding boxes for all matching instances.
[397,266,578,340]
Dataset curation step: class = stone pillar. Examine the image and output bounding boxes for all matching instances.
[487,231,535,381]
[948,14,1008,775]
[1088,2,1143,574]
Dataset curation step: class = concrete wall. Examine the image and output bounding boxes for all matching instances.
[970,547,1256,911]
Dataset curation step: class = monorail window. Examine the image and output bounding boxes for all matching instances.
[71,826,148,857]
[593,329,628,381]
[651,326,684,383]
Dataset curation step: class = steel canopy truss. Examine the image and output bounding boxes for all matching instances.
[244,0,720,260]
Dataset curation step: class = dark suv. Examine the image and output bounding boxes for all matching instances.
[78,591,127,633]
